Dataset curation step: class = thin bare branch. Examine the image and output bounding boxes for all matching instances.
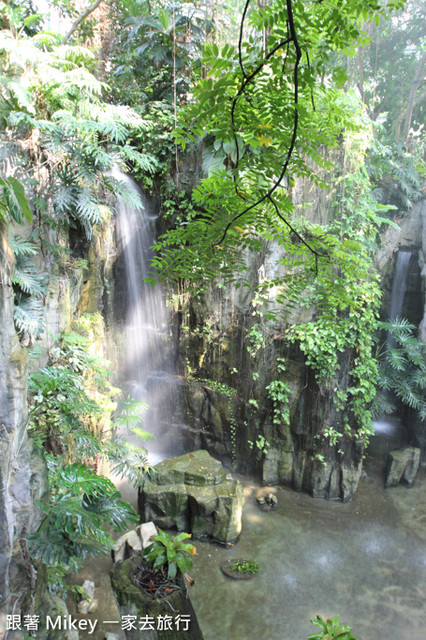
[61,0,104,45]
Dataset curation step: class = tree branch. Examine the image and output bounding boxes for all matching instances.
[216,0,322,263]
[61,0,105,45]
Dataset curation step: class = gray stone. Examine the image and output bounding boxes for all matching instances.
[140,450,244,543]
[153,449,227,486]
[112,529,145,563]
[125,530,142,554]
[78,599,90,614]
[385,447,421,487]
[78,579,98,614]
[138,522,158,548]
[82,579,96,599]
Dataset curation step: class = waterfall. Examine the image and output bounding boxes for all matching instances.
[373,250,412,437]
[388,250,411,321]
[114,169,177,460]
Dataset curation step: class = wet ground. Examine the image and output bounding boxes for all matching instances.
[188,470,426,640]
[69,428,426,640]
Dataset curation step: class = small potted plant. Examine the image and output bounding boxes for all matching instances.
[140,528,197,590]
[110,529,203,639]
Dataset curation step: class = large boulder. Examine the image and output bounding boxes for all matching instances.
[385,446,420,487]
[139,450,244,543]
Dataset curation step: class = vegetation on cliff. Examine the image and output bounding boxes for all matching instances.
[0,0,424,616]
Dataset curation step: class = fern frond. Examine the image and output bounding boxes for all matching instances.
[14,295,45,338]
[62,68,105,96]
[371,391,396,419]
[13,255,47,296]
[386,347,407,371]
[107,177,143,209]
[106,440,150,487]
[394,381,420,409]
[75,191,102,237]
[53,44,96,67]
[52,183,78,215]
[10,236,38,256]
[412,368,426,389]
[119,145,159,173]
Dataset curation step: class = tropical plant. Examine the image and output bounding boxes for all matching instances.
[28,325,152,475]
[307,615,358,640]
[110,1,212,106]
[0,176,32,226]
[0,24,157,241]
[372,317,426,421]
[9,235,47,341]
[144,528,197,580]
[27,459,138,572]
[230,559,261,575]
[27,322,152,592]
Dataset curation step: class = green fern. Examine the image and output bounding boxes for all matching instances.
[27,462,138,567]
[374,318,426,422]
[10,234,47,340]
[9,235,38,255]
[13,295,45,338]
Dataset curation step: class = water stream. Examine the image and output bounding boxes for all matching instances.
[113,169,178,464]
[388,250,411,325]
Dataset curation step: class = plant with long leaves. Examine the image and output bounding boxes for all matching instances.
[27,460,138,570]
[307,615,358,640]
[372,317,426,421]
[144,528,197,581]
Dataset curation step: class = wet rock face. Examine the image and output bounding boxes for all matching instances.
[385,447,420,487]
[139,450,244,543]
[0,236,47,624]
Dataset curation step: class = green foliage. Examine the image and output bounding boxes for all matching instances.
[194,376,237,397]
[189,374,238,464]
[0,176,32,225]
[9,235,47,341]
[28,324,151,475]
[152,0,406,291]
[373,318,426,421]
[0,27,155,239]
[248,434,270,455]
[368,135,425,212]
[110,2,211,106]
[230,559,261,575]
[246,323,264,357]
[27,459,138,569]
[27,322,151,590]
[307,615,358,640]
[285,137,386,446]
[266,358,290,428]
[144,528,197,581]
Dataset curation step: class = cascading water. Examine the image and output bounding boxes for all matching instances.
[388,250,411,322]
[113,169,178,461]
[373,250,412,440]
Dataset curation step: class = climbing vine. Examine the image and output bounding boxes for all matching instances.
[266,358,291,430]
[287,135,387,445]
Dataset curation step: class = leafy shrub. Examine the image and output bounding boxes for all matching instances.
[27,460,138,570]
[144,529,197,580]
[373,317,426,421]
[230,560,261,575]
[308,615,358,640]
